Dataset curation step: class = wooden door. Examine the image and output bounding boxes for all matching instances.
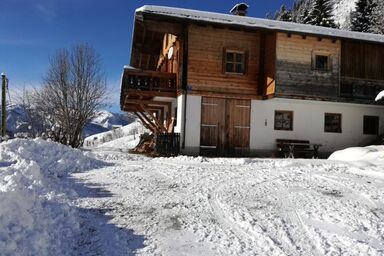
[226,99,251,156]
[200,97,250,156]
[200,97,225,156]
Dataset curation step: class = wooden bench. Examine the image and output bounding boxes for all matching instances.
[276,139,321,158]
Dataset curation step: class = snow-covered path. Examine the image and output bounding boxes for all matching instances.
[72,147,384,256]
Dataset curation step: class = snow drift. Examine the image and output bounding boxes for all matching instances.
[0,138,102,256]
[83,121,146,148]
[329,145,384,167]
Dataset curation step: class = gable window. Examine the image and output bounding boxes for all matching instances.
[324,113,342,133]
[313,54,330,71]
[363,115,379,135]
[274,110,293,131]
[225,50,246,74]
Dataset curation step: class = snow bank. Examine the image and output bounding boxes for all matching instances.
[0,138,102,256]
[329,145,384,167]
[375,90,384,101]
[83,121,146,148]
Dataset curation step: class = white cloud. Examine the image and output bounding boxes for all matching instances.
[103,79,122,112]
[0,37,43,46]
[35,2,57,23]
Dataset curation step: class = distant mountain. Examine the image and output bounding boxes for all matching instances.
[4,104,135,138]
[83,110,135,137]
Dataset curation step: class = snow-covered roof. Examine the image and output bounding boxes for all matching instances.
[123,65,138,70]
[136,5,384,44]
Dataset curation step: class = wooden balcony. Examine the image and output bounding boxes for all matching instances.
[121,68,177,102]
[120,67,178,134]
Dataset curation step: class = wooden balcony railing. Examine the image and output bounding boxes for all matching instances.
[122,69,177,92]
[340,77,384,100]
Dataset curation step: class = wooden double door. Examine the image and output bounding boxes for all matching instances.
[200,97,251,157]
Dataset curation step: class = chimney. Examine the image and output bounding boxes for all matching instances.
[230,3,249,16]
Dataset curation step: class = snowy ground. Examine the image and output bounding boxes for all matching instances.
[1,132,384,255]
[73,140,384,255]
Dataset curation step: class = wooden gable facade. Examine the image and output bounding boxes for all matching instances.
[120,6,384,156]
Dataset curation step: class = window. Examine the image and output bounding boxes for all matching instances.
[274,111,293,131]
[363,116,379,135]
[313,54,329,71]
[225,50,246,74]
[324,113,342,133]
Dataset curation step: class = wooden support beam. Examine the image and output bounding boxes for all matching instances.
[124,104,165,120]
[124,99,172,111]
[140,104,167,133]
[138,111,162,133]
[138,110,160,133]
[135,112,155,133]
[143,105,165,122]
[122,89,177,99]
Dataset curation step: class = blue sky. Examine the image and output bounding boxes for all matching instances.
[0,0,293,112]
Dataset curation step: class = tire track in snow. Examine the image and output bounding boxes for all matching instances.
[276,184,322,256]
[161,159,320,255]
[207,177,296,255]
[308,172,384,251]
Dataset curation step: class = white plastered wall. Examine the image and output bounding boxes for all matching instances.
[176,94,201,155]
[174,95,184,133]
[250,98,384,154]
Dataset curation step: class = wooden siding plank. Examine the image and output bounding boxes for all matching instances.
[275,33,340,98]
[341,40,384,80]
[188,25,260,96]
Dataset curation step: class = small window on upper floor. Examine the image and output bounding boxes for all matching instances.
[313,54,330,71]
[363,115,379,135]
[224,50,246,74]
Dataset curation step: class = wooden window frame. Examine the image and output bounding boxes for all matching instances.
[324,113,342,133]
[274,110,293,131]
[363,115,379,135]
[223,48,247,75]
[312,52,331,72]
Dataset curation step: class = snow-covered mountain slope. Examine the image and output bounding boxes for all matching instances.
[6,105,33,135]
[5,104,133,138]
[90,110,134,130]
[83,111,135,138]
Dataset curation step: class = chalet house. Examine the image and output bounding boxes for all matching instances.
[120,4,384,157]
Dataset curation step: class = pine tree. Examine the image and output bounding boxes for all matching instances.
[291,0,314,23]
[369,0,384,34]
[350,0,376,32]
[307,0,337,28]
[275,4,293,21]
[300,9,312,24]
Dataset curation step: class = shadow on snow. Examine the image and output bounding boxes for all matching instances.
[62,160,146,255]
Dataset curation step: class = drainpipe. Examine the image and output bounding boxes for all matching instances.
[182,23,189,149]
